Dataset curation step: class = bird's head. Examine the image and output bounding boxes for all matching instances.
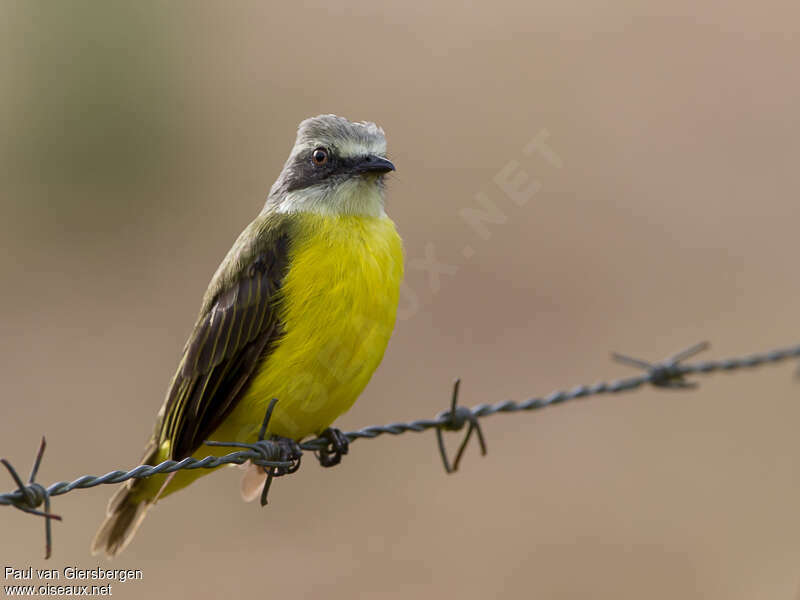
[268,114,395,217]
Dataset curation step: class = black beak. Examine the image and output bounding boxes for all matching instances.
[353,155,395,175]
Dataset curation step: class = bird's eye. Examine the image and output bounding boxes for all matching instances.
[311,147,329,165]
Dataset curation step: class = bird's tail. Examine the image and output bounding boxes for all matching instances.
[91,442,158,558]
[91,484,151,558]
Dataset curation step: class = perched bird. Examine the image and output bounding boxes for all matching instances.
[92,115,403,557]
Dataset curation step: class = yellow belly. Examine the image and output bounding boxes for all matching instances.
[142,213,402,500]
[221,212,404,441]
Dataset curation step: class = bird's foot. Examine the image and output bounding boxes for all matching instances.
[315,428,349,468]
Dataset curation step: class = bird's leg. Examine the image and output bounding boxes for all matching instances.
[315,428,349,468]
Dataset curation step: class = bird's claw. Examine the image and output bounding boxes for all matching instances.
[315,428,349,468]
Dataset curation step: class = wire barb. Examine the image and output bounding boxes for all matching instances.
[4,340,800,557]
[205,399,302,506]
[259,400,302,507]
[258,399,279,507]
[612,341,710,389]
[1,437,62,559]
[435,379,488,473]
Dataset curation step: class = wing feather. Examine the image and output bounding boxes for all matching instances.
[160,229,290,460]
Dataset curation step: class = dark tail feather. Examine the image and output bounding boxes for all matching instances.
[90,481,152,558]
[91,441,158,558]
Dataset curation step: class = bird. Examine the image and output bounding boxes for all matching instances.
[92,115,403,557]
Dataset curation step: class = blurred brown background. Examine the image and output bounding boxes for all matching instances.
[2,1,800,598]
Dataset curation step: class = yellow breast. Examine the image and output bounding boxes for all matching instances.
[224,212,404,441]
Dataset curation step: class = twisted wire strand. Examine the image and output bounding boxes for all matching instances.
[2,340,799,557]
[333,343,800,443]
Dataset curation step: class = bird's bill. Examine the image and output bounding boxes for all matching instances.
[353,155,395,175]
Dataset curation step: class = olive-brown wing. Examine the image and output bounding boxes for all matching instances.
[160,237,289,459]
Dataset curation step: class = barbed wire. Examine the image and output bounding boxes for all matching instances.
[3,340,800,558]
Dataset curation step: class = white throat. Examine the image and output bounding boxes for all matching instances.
[275,178,387,217]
